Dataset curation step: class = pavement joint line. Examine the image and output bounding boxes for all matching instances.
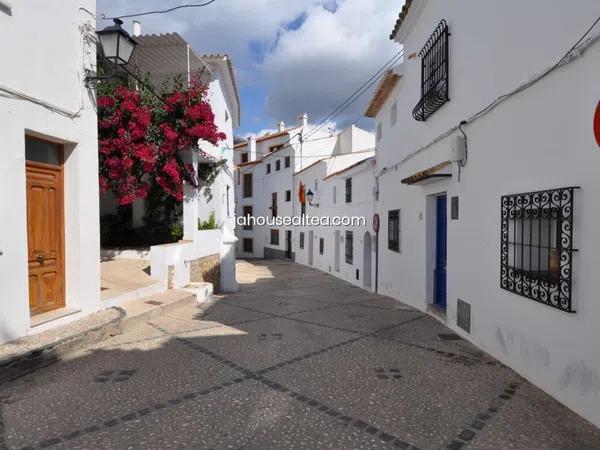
[251,375,421,450]
[443,382,522,450]
[14,374,250,450]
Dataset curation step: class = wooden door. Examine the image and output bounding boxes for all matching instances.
[26,161,65,315]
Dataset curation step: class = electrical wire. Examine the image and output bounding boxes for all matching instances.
[303,50,404,141]
[100,0,218,20]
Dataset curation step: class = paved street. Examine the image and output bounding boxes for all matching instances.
[1,260,599,450]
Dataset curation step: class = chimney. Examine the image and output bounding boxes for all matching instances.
[132,20,142,37]
[299,113,308,129]
[249,136,257,161]
[277,121,285,132]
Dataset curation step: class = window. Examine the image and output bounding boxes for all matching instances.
[25,136,61,165]
[314,179,318,190]
[391,102,398,126]
[285,156,291,168]
[241,153,249,163]
[388,210,400,252]
[299,232,305,249]
[319,238,324,255]
[276,160,281,171]
[271,192,277,218]
[301,202,306,217]
[285,190,291,202]
[500,187,577,313]
[243,173,253,198]
[345,231,353,264]
[243,206,253,230]
[377,122,382,142]
[333,186,337,204]
[243,238,253,253]
[413,20,450,121]
[266,163,271,174]
[345,178,352,203]
[270,229,280,246]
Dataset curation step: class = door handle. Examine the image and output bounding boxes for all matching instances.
[36,252,45,265]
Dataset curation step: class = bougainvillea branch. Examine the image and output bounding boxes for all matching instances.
[97,76,226,205]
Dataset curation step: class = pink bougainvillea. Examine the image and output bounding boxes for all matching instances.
[97,79,226,205]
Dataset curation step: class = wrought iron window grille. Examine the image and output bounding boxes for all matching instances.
[412,19,450,122]
[388,210,400,252]
[345,231,353,264]
[500,187,579,313]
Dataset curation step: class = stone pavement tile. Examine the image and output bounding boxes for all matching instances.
[0,335,242,448]
[62,381,396,450]
[183,317,358,372]
[167,301,272,325]
[267,336,515,450]
[465,381,600,450]
[287,303,424,333]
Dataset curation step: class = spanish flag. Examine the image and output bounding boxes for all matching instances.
[298,182,306,204]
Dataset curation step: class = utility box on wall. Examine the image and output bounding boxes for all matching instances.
[457,299,471,333]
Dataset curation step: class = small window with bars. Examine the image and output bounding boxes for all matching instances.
[345,231,353,264]
[285,156,291,168]
[266,163,271,174]
[241,153,249,163]
[276,160,281,171]
[412,20,450,122]
[243,173,252,198]
[285,190,291,202]
[501,187,578,313]
[270,229,280,246]
[345,178,352,203]
[242,206,253,230]
[299,232,305,249]
[243,238,253,253]
[319,238,324,255]
[388,209,400,252]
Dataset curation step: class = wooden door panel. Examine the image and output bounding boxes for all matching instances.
[26,161,65,315]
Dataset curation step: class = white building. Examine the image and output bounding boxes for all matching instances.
[234,121,374,261]
[370,0,600,426]
[99,30,241,293]
[293,153,377,290]
[0,1,101,343]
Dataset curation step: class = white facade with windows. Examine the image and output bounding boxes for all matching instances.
[371,0,600,426]
[0,1,101,343]
[293,154,377,290]
[234,119,374,262]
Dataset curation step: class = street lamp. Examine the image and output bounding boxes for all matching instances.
[85,18,137,87]
[306,189,319,207]
[97,18,137,66]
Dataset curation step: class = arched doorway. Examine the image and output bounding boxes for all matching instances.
[363,231,372,288]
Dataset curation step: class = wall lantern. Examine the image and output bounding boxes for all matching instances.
[306,189,319,207]
[97,18,137,65]
[85,18,137,87]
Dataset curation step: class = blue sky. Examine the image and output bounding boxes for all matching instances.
[97,0,402,137]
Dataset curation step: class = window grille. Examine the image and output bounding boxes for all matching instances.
[276,160,281,171]
[266,163,271,174]
[271,193,277,218]
[319,238,324,255]
[285,156,291,168]
[285,190,291,202]
[270,229,279,246]
[243,173,252,198]
[412,20,450,122]
[345,178,352,203]
[299,232,305,249]
[388,210,400,252]
[500,187,578,313]
[345,231,353,264]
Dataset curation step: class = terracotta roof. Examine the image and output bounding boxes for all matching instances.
[389,0,414,40]
[256,129,291,143]
[236,160,261,168]
[202,54,241,126]
[234,141,248,149]
[364,70,401,118]
[323,156,375,180]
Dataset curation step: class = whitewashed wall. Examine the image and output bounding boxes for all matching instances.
[0,0,100,343]
[376,0,600,426]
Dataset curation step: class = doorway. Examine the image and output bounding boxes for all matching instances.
[285,230,292,259]
[434,194,447,309]
[308,230,314,265]
[363,232,372,288]
[334,231,340,271]
[25,137,65,316]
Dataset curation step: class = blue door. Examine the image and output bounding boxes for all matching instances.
[435,195,447,309]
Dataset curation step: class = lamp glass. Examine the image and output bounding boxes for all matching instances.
[306,189,314,203]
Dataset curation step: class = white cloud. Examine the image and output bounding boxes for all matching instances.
[261,0,401,128]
